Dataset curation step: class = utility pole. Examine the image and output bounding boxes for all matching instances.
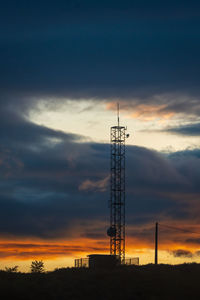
[155,222,158,265]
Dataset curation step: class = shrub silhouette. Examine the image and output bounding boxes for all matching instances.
[5,266,18,273]
[30,260,45,273]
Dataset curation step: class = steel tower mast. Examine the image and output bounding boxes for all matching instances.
[107,104,129,263]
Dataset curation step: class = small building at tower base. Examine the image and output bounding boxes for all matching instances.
[88,254,119,269]
[74,254,139,269]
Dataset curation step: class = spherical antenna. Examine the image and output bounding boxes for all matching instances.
[107,226,116,237]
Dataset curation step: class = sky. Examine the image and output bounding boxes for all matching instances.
[1,0,200,271]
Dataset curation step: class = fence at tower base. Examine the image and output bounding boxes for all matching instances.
[74,255,139,268]
[74,258,89,268]
[123,257,139,266]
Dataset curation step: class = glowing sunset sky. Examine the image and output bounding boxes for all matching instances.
[1,1,200,271]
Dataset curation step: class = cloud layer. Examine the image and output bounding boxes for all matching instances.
[1,1,200,107]
[1,1,200,260]
[164,123,200,136]
[1,104,200,245]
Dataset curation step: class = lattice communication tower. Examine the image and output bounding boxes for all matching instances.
[107,104,129,263]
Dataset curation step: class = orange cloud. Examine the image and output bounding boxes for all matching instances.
[79,175,109,192]
[0,240,109,260]
[105,101,175,121]
[1,217,200,265]
[1,220,200,263]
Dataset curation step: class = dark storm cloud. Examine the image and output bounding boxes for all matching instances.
[164,123,200,136]
[171,249,200,258]
[0,107,109,238]
[171,249,193,258]
[1,105,200,239]
[0,108,80,145]
[185,238,200,244]
[1,0,200,115]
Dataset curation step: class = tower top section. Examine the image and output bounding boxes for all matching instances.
[117,102,120,127]
[111,103,127,130]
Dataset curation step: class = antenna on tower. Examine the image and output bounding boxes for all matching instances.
[117,103,120,127]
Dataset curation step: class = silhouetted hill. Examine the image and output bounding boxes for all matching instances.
[0,264,199,300]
